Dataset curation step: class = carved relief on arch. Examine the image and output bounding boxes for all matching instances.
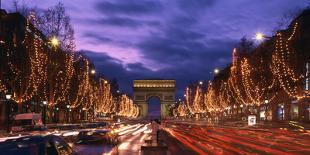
[134,95,145,101]
[164,95,174,101]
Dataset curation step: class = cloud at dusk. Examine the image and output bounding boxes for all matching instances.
[2,0,309,97]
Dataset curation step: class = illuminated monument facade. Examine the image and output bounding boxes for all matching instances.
[133,80,176,118]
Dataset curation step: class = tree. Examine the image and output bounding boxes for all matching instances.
[274,8,303,32]
[37,2,76,52]
[12,1,76,52]
[110,78,120,97]
[12,0,33,16]
[237,36,254,55]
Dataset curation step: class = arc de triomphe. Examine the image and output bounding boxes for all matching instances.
[133,80,176,118]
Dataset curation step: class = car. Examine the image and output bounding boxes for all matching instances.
[75,130,118,145]
[73,130,119,155]
[0,135,76,155]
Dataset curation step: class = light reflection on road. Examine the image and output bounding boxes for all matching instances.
[164,123,310,155]
[116,123,151,155]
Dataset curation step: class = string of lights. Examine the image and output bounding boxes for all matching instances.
[0,12,139,119]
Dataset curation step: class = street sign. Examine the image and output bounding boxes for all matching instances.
[248,115,256,126]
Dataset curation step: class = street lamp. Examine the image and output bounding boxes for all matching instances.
[199,81,203,85]
[91,69,96,75]
[214,68,220,75]
[255,32,271,41]
[255,32,264,41]
[50,36,59,47]
[43,101,47,126]
[5,92,12,133]
[5,94,12,100]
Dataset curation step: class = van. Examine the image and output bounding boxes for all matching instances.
[11,113,43,132]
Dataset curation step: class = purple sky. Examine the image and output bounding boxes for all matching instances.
[2,0,309,97]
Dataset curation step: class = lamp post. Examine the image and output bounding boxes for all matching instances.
[66,105,70,123]
[93,107,95,122]
[56,107,59,123]
[264,100,269,121]
[281,105,284,120]
[42,101,47,126]
[69,108,72,123]
[240,104,244,120]
[5,92,12,133]
[82,108,87,120]
[233,105,237,119]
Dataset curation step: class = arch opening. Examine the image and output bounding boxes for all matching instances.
[147,96,161,120]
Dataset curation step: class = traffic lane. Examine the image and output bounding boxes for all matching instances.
[71,129,119,155]
[159,130,199,155]
[167,123,310,154]
[165,123,310,155]
[117,123,151,155]
[0,123,150,155]
[70,123,150,155]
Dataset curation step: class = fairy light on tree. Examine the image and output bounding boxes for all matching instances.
[240,57,276,106]
[11,14,48,105]
[117,94,139,118]
[193,84,206,113]
[227,48,247,106]
[271,21,305,99]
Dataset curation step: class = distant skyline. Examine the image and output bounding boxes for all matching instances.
[2,0,309,97]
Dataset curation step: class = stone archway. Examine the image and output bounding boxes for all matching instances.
[133,80,176,118]
[147,96,161,119]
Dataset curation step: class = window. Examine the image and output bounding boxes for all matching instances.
[46,141,58,155]
[13,119,32,126]
[53,138,72,155]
